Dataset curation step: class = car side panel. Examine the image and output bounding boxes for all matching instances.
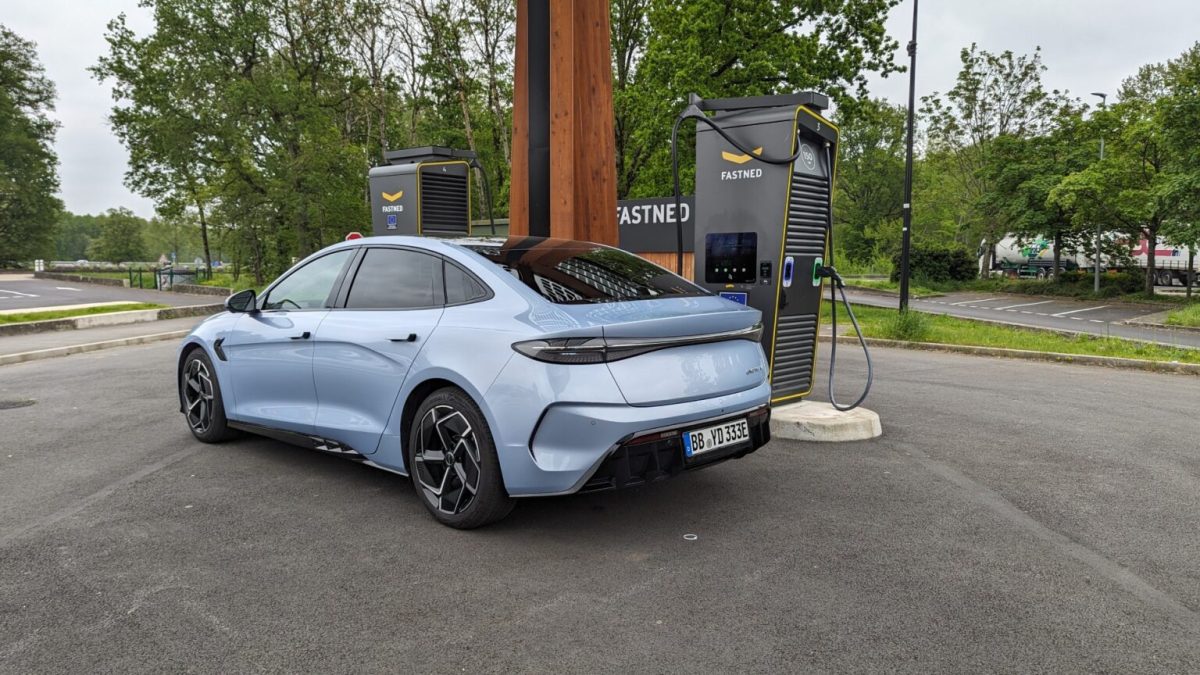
[311,307,444,455]
[366,300,534,472]
[221,310,328,433]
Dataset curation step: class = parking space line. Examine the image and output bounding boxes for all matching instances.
[952,297,999,306]
[0,447,201,548]
[905,444,1200,628]
[1052,305,1109,318]
[992,300,1055,311]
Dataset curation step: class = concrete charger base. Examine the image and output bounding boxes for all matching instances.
[770,401,882,442]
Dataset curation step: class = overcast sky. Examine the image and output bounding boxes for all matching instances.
[4,0,1199,219]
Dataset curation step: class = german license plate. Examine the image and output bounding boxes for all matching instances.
[682,418,750,458]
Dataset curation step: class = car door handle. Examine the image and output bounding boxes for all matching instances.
[290,331,311,340]
[389,333,418,343]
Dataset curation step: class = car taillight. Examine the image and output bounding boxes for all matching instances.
[511,338,609,364]
[512,323,763,365]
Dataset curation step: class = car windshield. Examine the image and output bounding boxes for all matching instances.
[466,237,708,304]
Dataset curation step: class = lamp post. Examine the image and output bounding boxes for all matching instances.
[898,0,919,312]
[1090,91,1107,294]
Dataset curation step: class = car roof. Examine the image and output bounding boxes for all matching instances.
[342,235,607,251]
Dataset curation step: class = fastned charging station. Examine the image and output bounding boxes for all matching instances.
[683,93,843,406]
[368,146,478,237]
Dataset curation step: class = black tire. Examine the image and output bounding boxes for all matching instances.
[406,387,514,529]
[180,348,237,443]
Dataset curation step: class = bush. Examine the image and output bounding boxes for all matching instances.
[890,244,976,283]
[879,309,932,342]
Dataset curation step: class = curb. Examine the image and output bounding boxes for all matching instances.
[880,303,1200,348]
[0,304,222,337]
[1123,319,1200,335]
[0,329,191,367]
[821,334,1200,376]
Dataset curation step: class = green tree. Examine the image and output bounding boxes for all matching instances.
[97,0,376,282]
[611,0,651,199]
[922,44,1068,276]
[0,25,61,262]
[1159,43,1200,295]
[54,212,104,261]
[1050,65,1176,295]
[615,0,902,199]
[832,98,906,261]
[143,213,202,262]
[88,208,149,262]
[980,102,1091,277]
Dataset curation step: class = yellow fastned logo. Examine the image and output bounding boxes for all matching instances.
[381,190,404,202]
[720,147,763,165]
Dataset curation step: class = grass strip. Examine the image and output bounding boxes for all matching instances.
[0,303,165,325]
[820,301,1200,365]
[1165,304,1200,328]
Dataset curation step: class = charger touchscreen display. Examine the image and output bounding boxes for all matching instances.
[705,232,758,284]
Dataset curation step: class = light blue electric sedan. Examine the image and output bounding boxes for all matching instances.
[177,236,771,528]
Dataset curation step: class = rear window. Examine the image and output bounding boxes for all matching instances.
[467,239,708,304]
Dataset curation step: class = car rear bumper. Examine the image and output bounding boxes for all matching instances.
[503,381,771,497]
[577,405,770,493]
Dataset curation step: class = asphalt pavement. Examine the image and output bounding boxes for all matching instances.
[1,342,1198,672]
[847,289,1200,349]
[0,274,209,311]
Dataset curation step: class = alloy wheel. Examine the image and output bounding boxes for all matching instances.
[413,405,481,514]
[184,358,215,434]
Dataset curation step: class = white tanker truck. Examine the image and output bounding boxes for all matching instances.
[980,235,1197,286]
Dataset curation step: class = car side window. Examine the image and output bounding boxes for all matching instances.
[444,261,488,305]
[345,248,443,309]
[261,249,354,311]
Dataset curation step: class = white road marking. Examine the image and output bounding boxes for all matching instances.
[1051,305,1109,318]
[55,287,81,292]
[0,289,38,297]
[952,297,999,306]
[993,300,1055,311]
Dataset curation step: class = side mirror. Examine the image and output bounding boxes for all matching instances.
[225,289,258,313]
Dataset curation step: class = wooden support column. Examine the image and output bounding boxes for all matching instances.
[511,0,617,245]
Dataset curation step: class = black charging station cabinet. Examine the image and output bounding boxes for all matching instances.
[691,93,838,405]
[368,147,474,236]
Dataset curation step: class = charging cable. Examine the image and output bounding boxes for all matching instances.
[671,102,802,274]
[816,140,873,410]
[469,158,497,236]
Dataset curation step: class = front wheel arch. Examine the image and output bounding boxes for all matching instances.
[177,343,206,413]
